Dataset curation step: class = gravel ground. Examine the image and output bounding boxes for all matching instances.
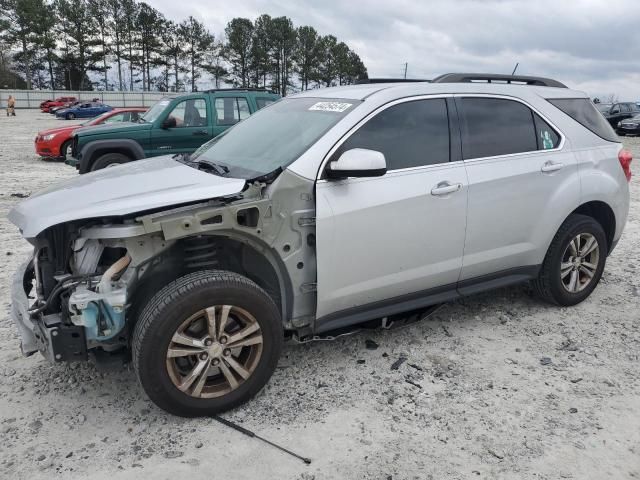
[0,110,638,480]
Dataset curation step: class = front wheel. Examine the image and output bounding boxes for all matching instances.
[91,152,130,171]
[66,112,75,120]
[132,270,283,416]
[533,214,607,306]
[60,140,71,159]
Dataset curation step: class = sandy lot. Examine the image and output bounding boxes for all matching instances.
[0,110,638,480]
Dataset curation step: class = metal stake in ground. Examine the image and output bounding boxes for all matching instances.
[213,415,312,465]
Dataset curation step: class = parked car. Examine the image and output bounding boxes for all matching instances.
[39,99,53,109]
[41,96,77,113]
[49,100,81,115]
[55,102,112,120]
[9,73,631,416]
[67,88,280,172]
[35,108,148,160]
[595,103,612,115]
[615,114,640,135]
[598,102,640,127]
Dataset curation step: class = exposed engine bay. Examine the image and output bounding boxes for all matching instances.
[25,221,172,362]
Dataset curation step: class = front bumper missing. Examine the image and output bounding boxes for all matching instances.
[11,261,38,356]
[11,260,87,362]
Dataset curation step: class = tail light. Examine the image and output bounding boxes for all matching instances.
[619,149,633,182]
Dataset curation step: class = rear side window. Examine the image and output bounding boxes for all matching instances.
[335,98,450,170]
[548,98,618,142]
[215,97,251,125]
[458,97,537,159]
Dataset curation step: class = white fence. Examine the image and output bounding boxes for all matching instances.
[0,90,167,109]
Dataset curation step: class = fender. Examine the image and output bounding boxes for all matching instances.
[578,173,629,242]
[78,139,146,173]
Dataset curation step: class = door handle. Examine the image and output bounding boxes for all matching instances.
[431,182,462,196]
[193,130,208,136]
[540,161,564,173]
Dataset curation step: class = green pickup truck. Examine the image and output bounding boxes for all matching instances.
[68,88,280,173]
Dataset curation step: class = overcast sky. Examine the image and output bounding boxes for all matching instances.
[147,0,640,100]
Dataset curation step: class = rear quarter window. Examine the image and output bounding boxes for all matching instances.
[256,97,277,110]
[548,98,619,142]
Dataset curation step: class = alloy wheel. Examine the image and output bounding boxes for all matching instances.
[560,233,600,293]
[165,305,263,399]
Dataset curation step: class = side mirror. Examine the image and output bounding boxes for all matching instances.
[162,116,177,129]
[326,148,387,179]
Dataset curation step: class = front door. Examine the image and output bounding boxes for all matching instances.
[315,97,468,321]
[455,96,580,283]
[151,97,212,155]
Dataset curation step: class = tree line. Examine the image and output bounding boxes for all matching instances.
[0,0,368,94]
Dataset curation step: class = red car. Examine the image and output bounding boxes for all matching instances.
[35,107,147,159]
[41,97,77,113]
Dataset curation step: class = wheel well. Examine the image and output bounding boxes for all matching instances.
[60,139,71,154]
[90,148,133,168]
[572,201,616,252]
[127,235,284,328]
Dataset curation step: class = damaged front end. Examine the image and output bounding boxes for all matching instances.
[11,168,318,365]
[12,221,171,363]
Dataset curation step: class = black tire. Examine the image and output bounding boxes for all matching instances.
[132,270,283,417]
[60,140,71,159]
[66,112,75,120]
[91,152,130,171]
[533,214,607,306]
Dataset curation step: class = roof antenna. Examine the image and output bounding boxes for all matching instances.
[511,63,519,75]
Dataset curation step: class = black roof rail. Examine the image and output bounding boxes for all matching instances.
[201,87,277,94]
[431,73,567,88]
[355,78,430,84]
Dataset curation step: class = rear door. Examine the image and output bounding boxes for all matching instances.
[315,97,469,321]
[150,97,212,155]
[455,95,579,286]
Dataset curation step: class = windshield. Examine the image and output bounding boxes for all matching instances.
[595,103,611,113]
[141,98,171,123]
[191,97,360,179]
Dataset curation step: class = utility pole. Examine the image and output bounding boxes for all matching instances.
[403,62,408,79]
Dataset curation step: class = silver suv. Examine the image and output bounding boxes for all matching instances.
[9,73,632,416]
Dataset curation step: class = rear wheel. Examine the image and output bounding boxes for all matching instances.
[132,270,283,417]
[533,214,607,306]
[91,152,130,171]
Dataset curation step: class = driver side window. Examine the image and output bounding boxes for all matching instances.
[333,98,450,170]
[166,99,208,128]
[611,105,621,114]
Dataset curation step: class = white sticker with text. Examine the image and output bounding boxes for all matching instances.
[309,101,352,113]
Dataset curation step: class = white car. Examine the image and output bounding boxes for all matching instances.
[9,73,632,416]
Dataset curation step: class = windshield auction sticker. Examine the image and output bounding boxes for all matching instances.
[309,101,353,113]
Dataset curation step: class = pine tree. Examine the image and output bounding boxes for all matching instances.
[177,16,214,91]
[224,18,253,87]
